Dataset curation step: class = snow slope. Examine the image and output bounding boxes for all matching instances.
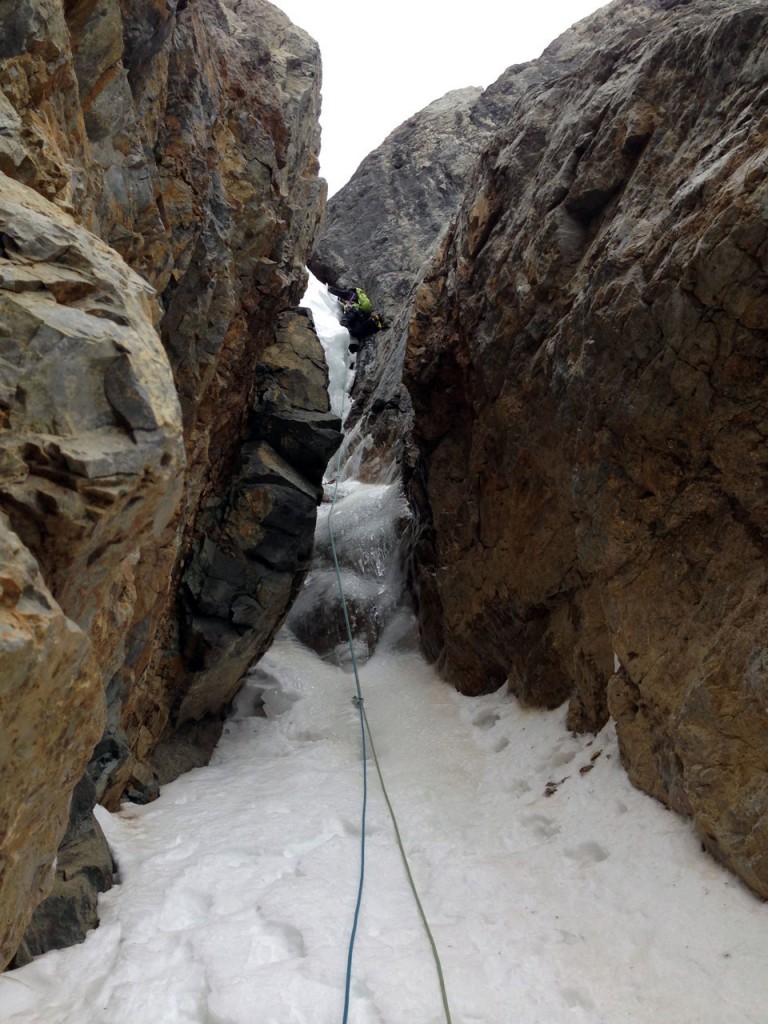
[0,613,766,1023]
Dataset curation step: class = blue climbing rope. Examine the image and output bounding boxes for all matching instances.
[327,325,453,1024]
[327,371,368,1024]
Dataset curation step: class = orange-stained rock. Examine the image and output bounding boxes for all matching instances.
[0,0,326,965]
[0,168,185,967]
[0,514,103,967]
[92,0,327,806]
[403,0,768,897]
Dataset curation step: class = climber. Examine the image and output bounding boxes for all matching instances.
[328,284,371,313]
[328,283,386,351]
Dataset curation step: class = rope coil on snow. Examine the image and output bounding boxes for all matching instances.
[327,342,452,1024]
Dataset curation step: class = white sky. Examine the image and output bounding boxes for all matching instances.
[273,0,613,194]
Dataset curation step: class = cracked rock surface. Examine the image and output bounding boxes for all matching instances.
[0,0,329,966]
[402,0,768,896]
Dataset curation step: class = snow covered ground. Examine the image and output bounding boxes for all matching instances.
[2,618,766,1023]
[2,278,766,1023]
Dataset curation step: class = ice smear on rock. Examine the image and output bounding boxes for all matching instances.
[286,281,412,668]
[303,272,353,422]
[286,477,410,667]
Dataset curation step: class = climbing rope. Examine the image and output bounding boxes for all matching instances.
[327,440,368,1024]
[358,704,454,1024]
[327,345,453,1024]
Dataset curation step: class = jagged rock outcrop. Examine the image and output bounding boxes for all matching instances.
[0,173,184,966]
[0,515,103,968]
[311,86,495,314]
[309,87,504,480]
[172,308,341,726]
[91,0,327,806]
[403,0,768,896]
[151,306,341,779]
[1,0,329,968]
[10,776,115,968]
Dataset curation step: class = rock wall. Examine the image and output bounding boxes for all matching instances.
[309,87,504,481]
[310,86,498,315]
[173,307,341,728]
[99,0,329,807]
[0,173,184,966]
[403,0,768,896]
[0,0,332,968]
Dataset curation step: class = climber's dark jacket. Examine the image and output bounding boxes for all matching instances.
[342,306,384,343]
[328,283,383,345]
[328,285,354,303]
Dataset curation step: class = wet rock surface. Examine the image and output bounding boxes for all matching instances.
[403,0,768,895]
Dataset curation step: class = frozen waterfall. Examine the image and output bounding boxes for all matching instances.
[284,274,412,669]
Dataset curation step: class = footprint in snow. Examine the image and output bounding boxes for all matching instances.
[245,914,308,964]
[564,840,610,864]
[551,748,578,768]
[560,986,597,1011]
[341,816,379,838]
[520,813,561,839]
[539,745,578,771]
[508,778,533,796]
[264,920,307,959]
[472,710,501,731]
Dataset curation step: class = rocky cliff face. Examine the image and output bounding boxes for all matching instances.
[313,0,768,900]
[0,172,184,966]
[403,0,768,897]
[309,87,506,480]
[1,0,334,968]
[310,86,498,315]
